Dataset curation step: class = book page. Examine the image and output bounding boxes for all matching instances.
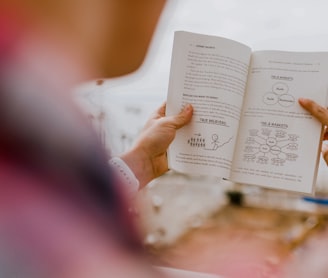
[231,50,328,193]
[166,31,252,177]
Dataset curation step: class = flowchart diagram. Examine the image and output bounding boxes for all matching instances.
[243,128,299,166]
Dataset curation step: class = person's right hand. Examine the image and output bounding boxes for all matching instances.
[120,102,193,189]
[299,98,328,164]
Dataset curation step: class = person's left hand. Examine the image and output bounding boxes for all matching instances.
[120,102,193,189]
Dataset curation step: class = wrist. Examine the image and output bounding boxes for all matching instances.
[120,146,154,189]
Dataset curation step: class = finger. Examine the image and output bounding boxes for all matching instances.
[323,125,328,140]
[157,102,166,117]
[322,143,328,165]
[299,98,328,126]
[167,103,193,129]
[324,130,328,141]
[151,102,166,119]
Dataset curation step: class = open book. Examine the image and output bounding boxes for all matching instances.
[166,31,328,194]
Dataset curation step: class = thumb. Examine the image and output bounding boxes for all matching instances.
[169,104,193,129]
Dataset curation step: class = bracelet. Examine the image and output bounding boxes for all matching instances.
[109,157,140,197]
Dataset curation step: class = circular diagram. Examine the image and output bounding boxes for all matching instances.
[263,82,295,107]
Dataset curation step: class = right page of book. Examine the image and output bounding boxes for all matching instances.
[231,50,328,194]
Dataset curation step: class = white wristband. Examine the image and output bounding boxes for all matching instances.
[109,157,140,197]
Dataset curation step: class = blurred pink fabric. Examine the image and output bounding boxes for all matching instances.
[0,7,162,277]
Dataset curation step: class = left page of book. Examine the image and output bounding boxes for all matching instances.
[166,31,252,177]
